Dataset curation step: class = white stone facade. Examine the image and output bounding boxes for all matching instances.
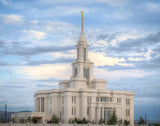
[12,12,134,125]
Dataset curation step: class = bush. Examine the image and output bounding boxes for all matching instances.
[107,110,118,125]
[124,120,130,125]
[48,114,59,123]
[68,117,89,124]
[99,119,105,124]
[32,117,38,123]
[118,119,123,125]
[19,118,25,123]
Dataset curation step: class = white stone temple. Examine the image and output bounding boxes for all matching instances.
[11,12,134,125]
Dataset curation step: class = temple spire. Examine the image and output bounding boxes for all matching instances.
[81,11,84,34]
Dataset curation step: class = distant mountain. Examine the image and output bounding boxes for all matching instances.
[0,110,32,120]
[135,120,160,124]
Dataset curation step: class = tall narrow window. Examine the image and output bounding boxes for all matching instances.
[126,99,130,105]
[75,68,77,77]
[126,109,130,116]
[41,97,44,112]
[87,107,89,115]
[84,68,89,78]
[84,48,86,61]
[77,48,79,59]
[117,98,121,103]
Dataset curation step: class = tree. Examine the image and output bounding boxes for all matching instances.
[107,110,118,125]
[138,116,145,124]
[32,117,38,123]
[124,120,130,125]
[49,114,59,123]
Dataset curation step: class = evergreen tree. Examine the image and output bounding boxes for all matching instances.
[107,110,118,125]
[138,116,145,124]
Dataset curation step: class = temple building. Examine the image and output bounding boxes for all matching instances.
[11,12,134,125]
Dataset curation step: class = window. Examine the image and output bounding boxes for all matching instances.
[87,96,92,103]
[74,108,76,115]
[126,109,130,116]
[41,97,44,112]
[72,107,76,115]
[75,68,77,77]
[72,107,74,115]
[117,98,121,103]
[87,96,89,103]
[84,68,89,78]
[84,48,86,61]
[110,98,112,102]
[62,96,64,104]
[126,99,130,105]
[90,96,92,102]
[72,96,76,103]
[87,107,89,115]
[77,48,79,59]
[96,97,99,102]
[100,97,110,102]
[100,108,102,119]
[62,107,64,114]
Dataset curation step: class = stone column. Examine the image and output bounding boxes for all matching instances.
[40,97,41,112]
[97,107,100,123]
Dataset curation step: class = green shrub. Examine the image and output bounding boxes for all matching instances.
[32,117,38,123]
[68,117,89,124]
[99,119,105,124]
[124,120,130,125]
[48,114,59,123]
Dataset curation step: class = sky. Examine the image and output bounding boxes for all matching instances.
[0,0,160,121]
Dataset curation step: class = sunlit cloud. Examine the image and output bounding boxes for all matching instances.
[0,14,24,24]
[22,30,47,40]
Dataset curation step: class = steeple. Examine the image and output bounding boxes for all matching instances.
[70,11,95,88]
[78,11,87,44]
[81,11,84,34]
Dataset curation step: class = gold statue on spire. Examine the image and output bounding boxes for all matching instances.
[80,11,83,16]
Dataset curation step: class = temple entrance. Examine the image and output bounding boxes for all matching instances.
[104,108,112,123]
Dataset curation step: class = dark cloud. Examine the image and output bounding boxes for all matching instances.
[3,45,75,56]
[0,40,75,56]
[107,32,160,53]
[0,61,9,66]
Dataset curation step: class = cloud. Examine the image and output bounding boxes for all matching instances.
[94,68,155,81]
[0,0,8,5]
[14,64,71,80]
[0,61,9,66]
[0,98,3,102]
[0,14,23,24]
[145,2,160,12]
[22,30,47,40]
[2,42,74,56]
[26,58,74,65]
[89,51,133,66]
[38,0,128,7]
[106,31,160,53]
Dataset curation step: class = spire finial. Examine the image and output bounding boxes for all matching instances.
[80,11,84,34]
